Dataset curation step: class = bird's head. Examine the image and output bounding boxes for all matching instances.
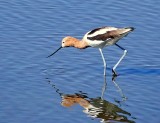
[62,36,75,47]
[47,36,74,58]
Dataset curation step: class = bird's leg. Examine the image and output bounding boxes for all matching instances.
[99,48,107,76]
[112,43,127,76]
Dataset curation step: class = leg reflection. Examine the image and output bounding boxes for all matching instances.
[101,75,107,100]
[112,76,127,100]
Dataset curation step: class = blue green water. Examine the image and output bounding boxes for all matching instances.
[0,0,160,123]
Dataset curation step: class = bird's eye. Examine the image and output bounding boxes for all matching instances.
[62,41,65,43]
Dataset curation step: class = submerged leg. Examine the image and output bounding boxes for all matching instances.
[112,43,127,76]
[99,48,107,76]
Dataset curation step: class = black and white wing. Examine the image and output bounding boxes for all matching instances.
[83,26,134,47]
[87,27,118,41]
[86,26,134,41]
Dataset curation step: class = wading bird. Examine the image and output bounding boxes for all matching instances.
[47,26,134,76]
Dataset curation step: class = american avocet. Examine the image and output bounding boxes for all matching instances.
[47,26,134,76]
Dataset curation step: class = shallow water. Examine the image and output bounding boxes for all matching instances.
[0,0,160,123]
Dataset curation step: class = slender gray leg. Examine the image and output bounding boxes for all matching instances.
[112,44,127,76]
[99,48,106,76]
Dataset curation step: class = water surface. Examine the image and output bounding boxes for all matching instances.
[0,0,160,123]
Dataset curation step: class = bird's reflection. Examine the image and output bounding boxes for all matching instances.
[61,94,135,123]
[46,78,135,123]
